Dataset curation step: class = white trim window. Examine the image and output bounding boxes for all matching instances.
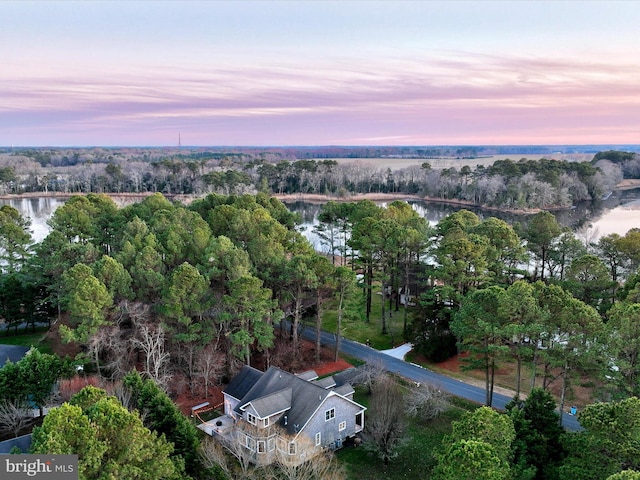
[247,413,257,425]
[289,442,296,455]
[257,441,266,454]
[339,421,346,431]
[247,437,256,451]
[268,437,275,452]
[315,432,321,446]
[325,408,335,421]
[264,417,270,427]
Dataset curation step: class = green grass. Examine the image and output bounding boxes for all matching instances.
[0,328,54,354]
[316,295,412,351]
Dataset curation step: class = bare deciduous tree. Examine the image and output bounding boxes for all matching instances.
[364,374,407,466]
[194,344,225,400]
[102,326,138,380]
[0,399,32,438]
[107,380,136,414]
[351,359,386,394]
[268,434,346,480]
[404,382,450,421]
[199,436,236,480]
[121,300,151,325]
[87,326,127,377]
[131,322,172,390]
[200,428,263,480]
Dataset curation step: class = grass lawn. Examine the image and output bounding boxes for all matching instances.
[318,295,412,351]
[0,328,54,354]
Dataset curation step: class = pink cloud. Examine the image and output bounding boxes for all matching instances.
[2,51,639,145]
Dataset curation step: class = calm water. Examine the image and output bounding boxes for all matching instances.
[3,191,640,245]
[287,191,640,249]
[0,197,64,243]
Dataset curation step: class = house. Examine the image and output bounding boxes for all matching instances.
[200,365,366,465]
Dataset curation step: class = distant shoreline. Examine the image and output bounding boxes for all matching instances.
[3,180,639,214]
[0,191,550,215]
[272,193,550,214]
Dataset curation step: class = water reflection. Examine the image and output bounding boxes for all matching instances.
[3,190,640,247]
[286,190,640,248]
[0,197,67,243]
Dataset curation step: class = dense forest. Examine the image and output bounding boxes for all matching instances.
[0,147,637,210]
[3,189,640,478]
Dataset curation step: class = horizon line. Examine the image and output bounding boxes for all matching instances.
[2,143,640,150]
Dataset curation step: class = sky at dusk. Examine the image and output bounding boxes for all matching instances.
[2,1,640,147]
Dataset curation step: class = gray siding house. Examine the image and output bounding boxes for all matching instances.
[202,365,365,465]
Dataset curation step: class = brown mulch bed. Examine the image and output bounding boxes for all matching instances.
[175,386,225,417]
[174,339,354,416]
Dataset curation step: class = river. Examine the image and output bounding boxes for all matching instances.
[2,191,640,245]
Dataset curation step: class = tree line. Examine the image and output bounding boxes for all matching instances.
[1,148,637,210]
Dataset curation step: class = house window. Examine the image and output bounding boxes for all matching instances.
[247,413,257,425]
[268,438,275,452]
[257,441,266,454]
[264,417,270,427]
[315,432,321,446]
[339,421,346,431]
[325,408,335,421]
[289,442,296,455]
[247,437,256,451]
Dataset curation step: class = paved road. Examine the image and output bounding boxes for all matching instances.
[0,345,29,368]
[298,324,583,431]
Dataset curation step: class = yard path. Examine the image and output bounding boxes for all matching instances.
[298,324,583,431]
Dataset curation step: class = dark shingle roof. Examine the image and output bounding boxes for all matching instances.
[246,387,292,418]
[312,376,336,389]
[233,366,334,435]
[224,365,264,400]
[295,369,318,381]
[333,384,355,397]
[333,367,360,386]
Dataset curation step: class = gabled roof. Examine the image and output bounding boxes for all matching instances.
[224,365,263,401]
[242,387,292,418]
[333,383,355,397]
[312,376,336,389]
[226,366,363,436]
[295,369,318,381]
